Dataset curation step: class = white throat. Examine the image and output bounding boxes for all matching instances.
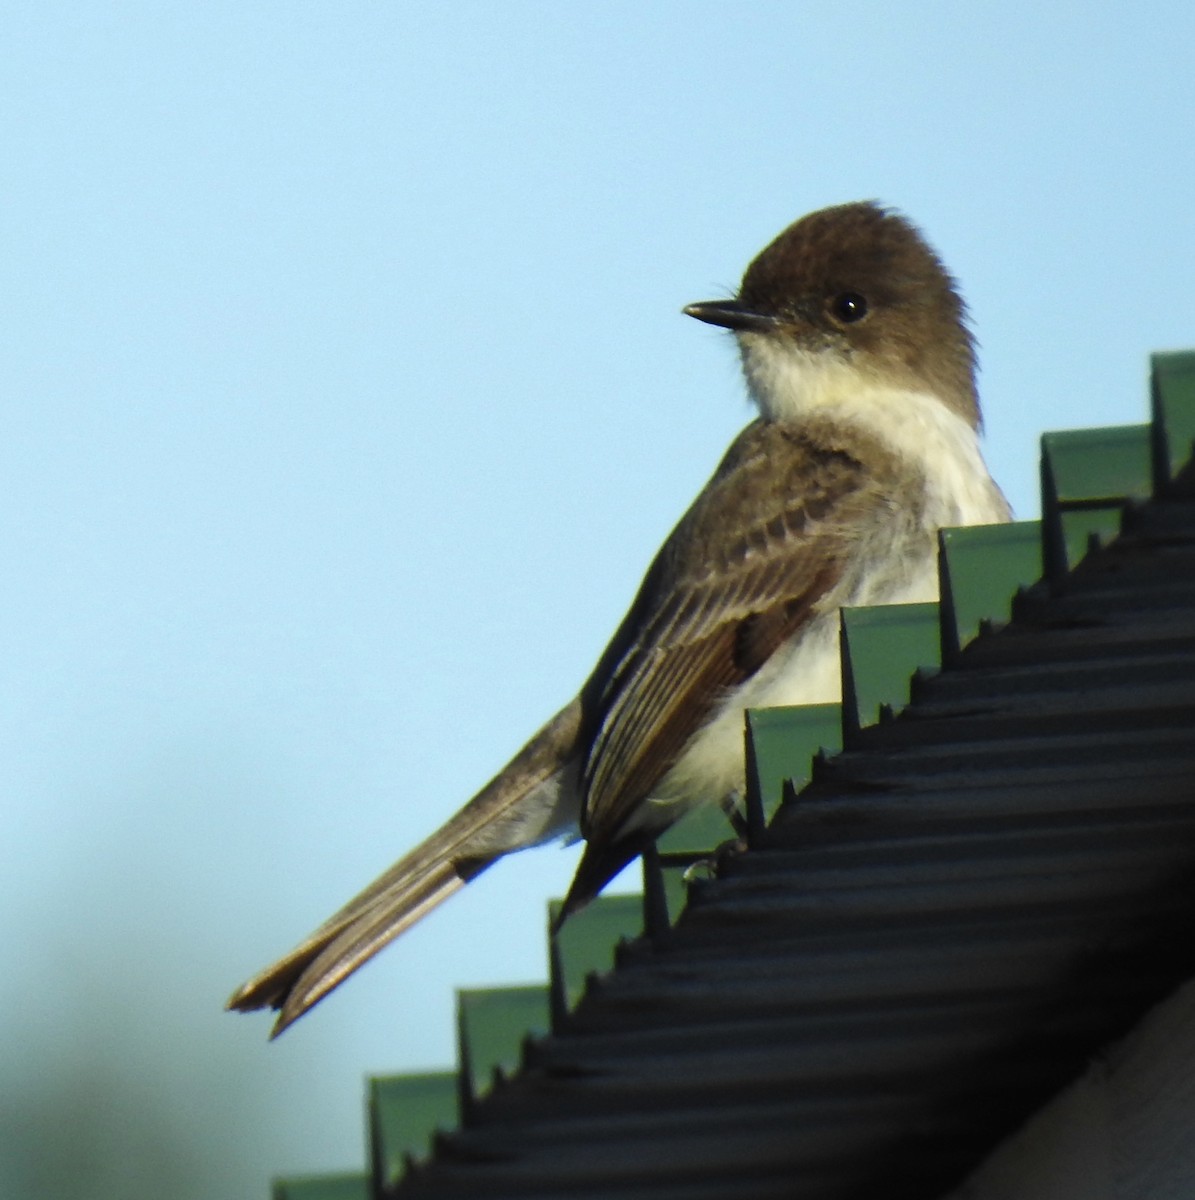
[738,334,1010,528]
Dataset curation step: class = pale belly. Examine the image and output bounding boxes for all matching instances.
[630,547,945,833]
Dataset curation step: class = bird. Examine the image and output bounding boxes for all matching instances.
[228,200,1010,1036]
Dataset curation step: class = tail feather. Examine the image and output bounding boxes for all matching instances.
[226,853,481,1032]
[228,699,583,1033]
[550,831,652,934]
[274,861,476,1035]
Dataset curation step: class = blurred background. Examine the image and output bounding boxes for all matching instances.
[2,4,1193,1196]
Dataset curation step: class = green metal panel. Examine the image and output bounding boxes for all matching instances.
[655,803,741,925]
[370,1071,457,1188]
[938,521,1042,658]
[655,802,738,856]
[272,1174,370,1200]
[1051,509,1123,572]
[746,704,843,822]
[457,984,550,1099]
[660,862,691,924]
[549,892,642,1011]
[841,603,941,737]
[1041,424,1152,503]
[653,803,742,926]
[1151,350,1195,485]
[1057,507,1121,567]
[1040,424,1152,576]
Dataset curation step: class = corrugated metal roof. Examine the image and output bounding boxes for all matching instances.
[276,352,1195,1200]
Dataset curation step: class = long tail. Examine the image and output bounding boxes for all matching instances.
[227,699,583,1036]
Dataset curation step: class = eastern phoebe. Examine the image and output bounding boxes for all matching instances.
[230,201,1009,1035]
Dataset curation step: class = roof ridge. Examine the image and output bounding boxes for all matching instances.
[274,350,1195,1200]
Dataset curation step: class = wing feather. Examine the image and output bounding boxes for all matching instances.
[578,419,892,847]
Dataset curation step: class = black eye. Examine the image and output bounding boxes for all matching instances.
[830,292,868,323]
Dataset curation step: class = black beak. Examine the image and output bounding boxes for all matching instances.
[683,300,781,333]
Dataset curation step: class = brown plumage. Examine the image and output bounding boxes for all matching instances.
[568,422,884,905]
[228,202,1008,1035]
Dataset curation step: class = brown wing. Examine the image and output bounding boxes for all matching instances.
[578,419,889,851]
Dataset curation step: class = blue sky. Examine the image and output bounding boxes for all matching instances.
[2,4,1193,1196]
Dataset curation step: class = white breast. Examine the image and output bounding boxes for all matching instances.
[739,334,1011,530]
[631,336,1010,833]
